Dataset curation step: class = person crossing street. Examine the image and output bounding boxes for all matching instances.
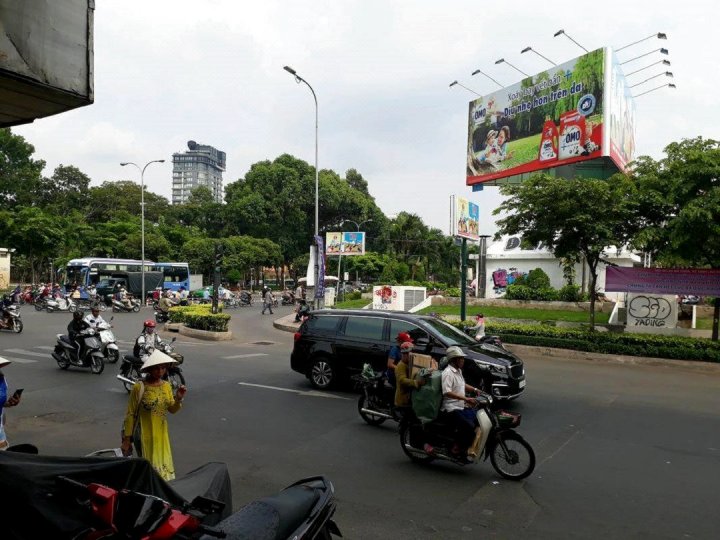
[261,287,274,315]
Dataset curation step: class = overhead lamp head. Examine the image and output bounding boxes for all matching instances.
[657,32,667,39]
[663,59,671,66]
[554,29,564,37]
[120,162,129,166]
[157,159,165,163]
[660,48,669,55]
[665,71,674,77]
[495,58,505,65]
[471,69,480,76]
[283,65,297,75]
[668,83,676,88]
[521,46,532,53]
[449,80,458,87]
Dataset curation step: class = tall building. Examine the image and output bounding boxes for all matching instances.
[172,141,226,204]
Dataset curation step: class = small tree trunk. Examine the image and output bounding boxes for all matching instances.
[588,269,598,331]
[712,297,719,342]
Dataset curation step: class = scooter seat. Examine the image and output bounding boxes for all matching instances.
[122,355,144,366]
[59,335,75,345]
[204,485,320,540]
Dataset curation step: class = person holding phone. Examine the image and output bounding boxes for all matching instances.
[0,357,22,451]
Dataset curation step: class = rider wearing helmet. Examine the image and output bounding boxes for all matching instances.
[439,346,481,461]
[133,319,166,359]
[84,304,107,328]
[157,290,176,315]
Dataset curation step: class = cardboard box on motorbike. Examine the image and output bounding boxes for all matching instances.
[409,353,436,378]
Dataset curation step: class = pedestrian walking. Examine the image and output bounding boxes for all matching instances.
[262,287,274,315]
[0,357,22,451]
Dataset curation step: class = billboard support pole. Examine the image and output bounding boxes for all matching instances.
[713,298,719,342]
[460,238,467,322]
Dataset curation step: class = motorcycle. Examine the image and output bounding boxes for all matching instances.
[45,295,77,313]
[353,365,401,425]
[281,290,296,305]
[94,318,119,364]
[117,337,186,393]
[51,328,105,374]
[154,308,170,323]
[0,302,23,333]
[295,302,311,322]
[112,297,141,312]
[399,392,535,480]
[239,290,253,306]
[0,450,341,540]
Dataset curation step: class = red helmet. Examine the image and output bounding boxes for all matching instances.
[143,319,156,328]
[396,332,413,343]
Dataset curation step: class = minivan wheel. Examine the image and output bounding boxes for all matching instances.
[309,358,335,390]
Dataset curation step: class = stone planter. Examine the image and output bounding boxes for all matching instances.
[177,324,233,341]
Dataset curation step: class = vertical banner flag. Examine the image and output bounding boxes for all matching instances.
[455,197,480,240]
[314,235,325,299]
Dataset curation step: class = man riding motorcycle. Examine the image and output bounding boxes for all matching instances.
[133,319,167,360]
[68,311,91,359]
[83,305,107,328]
[157,291,176,316]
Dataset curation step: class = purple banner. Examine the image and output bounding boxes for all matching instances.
[605,267,720,296]
[314,235,325,299]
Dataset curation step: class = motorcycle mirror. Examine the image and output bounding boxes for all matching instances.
[171,337,177,343]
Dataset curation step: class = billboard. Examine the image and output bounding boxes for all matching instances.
[325,231,366,256]
[467,48,618,185]
[454,197,480,240]
[605,50,636,171]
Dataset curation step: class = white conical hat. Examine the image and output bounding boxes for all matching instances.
[0,356,11,368]
[141,349,177,371]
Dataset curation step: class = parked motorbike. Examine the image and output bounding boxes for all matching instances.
[0,302,23,333]
[0,449,341,540]
[51,328,105,374]
[94,318,119,364]
[399,392,535,479]
[45,295,76,313]
[117,337,186,392]
[353,365,401,425]
[112,297,141,312]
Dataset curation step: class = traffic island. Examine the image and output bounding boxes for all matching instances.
[178,324,232,341]
[274,313,301,333]
[165,305,232,340]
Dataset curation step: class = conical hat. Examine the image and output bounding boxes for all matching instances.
[0,356,11,368]
[141,349,177,371]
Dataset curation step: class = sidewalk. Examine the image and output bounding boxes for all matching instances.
[273,313,301,333]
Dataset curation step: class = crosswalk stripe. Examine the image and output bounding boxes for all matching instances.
[35,346,54,351]
[223,353,268,359]
[0,356,37,364]
[4,348,49,358]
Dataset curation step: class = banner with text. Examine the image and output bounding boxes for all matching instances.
[325,231,366,255]
[605,267,720,296]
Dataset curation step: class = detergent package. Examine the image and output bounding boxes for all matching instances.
[537,117,558,163]
[558,110,586,160]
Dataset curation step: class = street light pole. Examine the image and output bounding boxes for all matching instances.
[284,65,320,308]
[120,159,165,307]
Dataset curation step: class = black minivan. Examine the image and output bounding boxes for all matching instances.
[291,309,526,399]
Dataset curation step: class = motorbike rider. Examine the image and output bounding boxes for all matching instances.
[386,332,413,387]
[84,304,107,328]
[157,290,176,315]
[119,287,134,310]
[438,346,482,461]
[133,319,166,359]
[68,311,91,359]
[394,341,426,417]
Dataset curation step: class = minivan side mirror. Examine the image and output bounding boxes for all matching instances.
[415,337,430,349]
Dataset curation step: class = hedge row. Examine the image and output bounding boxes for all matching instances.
[450,320,720,363]
[168,305,230,332]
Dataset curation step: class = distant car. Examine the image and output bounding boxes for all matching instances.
[290,309,525,399]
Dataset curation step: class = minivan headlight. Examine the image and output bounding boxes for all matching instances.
[488,364,507,374]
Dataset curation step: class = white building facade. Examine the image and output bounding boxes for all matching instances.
[171,141,226,204]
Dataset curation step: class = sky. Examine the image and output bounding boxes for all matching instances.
[15,0,717,237]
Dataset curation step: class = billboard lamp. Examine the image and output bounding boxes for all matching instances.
[494,58,529,77]
[629,71,673,89]
[470,69,504,88]
[625,59,671,77]
[634,83,676,98]
[553,29,589,52]
[621,48,669,65]
[449,80,480,96]
[615,32,667,52]
[520,46,557,66]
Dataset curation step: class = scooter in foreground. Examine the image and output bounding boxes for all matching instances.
[51,328,105,374]
[399,392,535,480]
[117,337,186,392]
[352,365,401,426]
[0,301,23,333]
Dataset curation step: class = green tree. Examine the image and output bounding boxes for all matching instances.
[0,128,45,207]
[631,137,720,339]
[494,173,639,328]
[37,165,91,210]
[9,207,64,283]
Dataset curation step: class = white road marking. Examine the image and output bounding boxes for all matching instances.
[4,348,49,358]
[223,353,268,359]
[237,382,351,400]
[35,346,54,351]
[0,356,36,364]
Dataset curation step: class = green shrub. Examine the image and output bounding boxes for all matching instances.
[444,319,720,363]
[347,291,362,300]
[534,287,560,301]
[558,284,582,302]
[168,305,230,332]
[504,285,533,300]
[445,287,461,297]
[526,268,551,290]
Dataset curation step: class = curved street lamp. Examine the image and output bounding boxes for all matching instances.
[283,65,320,308]
[120,159,165,306]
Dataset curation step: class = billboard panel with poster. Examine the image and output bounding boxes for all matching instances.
[605,50,636,171]
[467,48,609,186]
[455,197,480,240]
[324,231,366,256]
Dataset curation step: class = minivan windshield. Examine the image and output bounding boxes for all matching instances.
[419,317,475,346]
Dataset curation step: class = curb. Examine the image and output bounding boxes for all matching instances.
[177,325,233,341]
[506,343,720,373]
[273,314,301,333]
